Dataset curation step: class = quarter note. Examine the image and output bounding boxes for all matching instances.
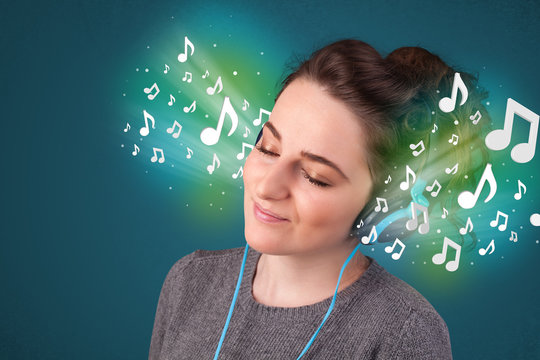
[183,100,196,113]
[242,99,250,111]
[168,94,176,106]
[425,179,442,197]
[432,237,461,272]
[490,210,508,231]
[143,82,160,100]
[177,36,194,63]
[470,110,482,125]
[132,144,140,156]
[124,122,131,132]
[439,72,468,113]
[139,110,155,137]
[200,96,238,146]
[361,225,377,245]
[399,165,416,191]
[253,108,271,126]
[409,140,425,157]
[478,239,495,256]
[445,163,458,175]
[509,231,518,242]
[186,147,193,159]
[406,202,430,235]
[151,147,165,163]
[485,98,539,163]
[236,142,254,160]
[232,166,243,179]
[459,217,473,235]
[385,238,406,260]
[448,134,459,145]
[206,76,223,95]
[166,120,182,139]
[207,153,220,174]
[514,179,526,200]
[374,197,389,213]
[457,163,497,209]
[243,126,250,138]
[182,71,192,83]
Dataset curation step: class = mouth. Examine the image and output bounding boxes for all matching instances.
[253,202,289,223]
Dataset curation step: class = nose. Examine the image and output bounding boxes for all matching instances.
[254,159,291,201]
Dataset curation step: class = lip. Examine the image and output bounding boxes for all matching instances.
[253,202,289,223]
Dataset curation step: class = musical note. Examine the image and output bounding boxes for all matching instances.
[124,122,131,132]
[242,99,250,111]
[459,217,473,235]
[478,239,495,256]
[253,108,271,126]
[514,180,526,200]
[143,82,160,100]
[151,147,165,163]
[357,219,364,228]
[177,36,194,63]
[441,208,448,219]
[409,140,425,157]
[139,110,155,137]
[490,210,508,231]
[200,96,238,146]
[206,76,223,95]
[207,153,220,174]
[232,166,243,179]
[399,165,416,191]
[132,144,139,156]
[384,175,392,184]
[182,71,192,83]
[425,179,442,197]
[361,225,377,245]
[445,163,458,175]
[374,197,389,213]
[432,237,461,272]
[236,142,254,160]
[531,213,540,227]
[385,238,406,260]
[406,202,430,235]
[168,94,176,106]
[485,98,539,163]
[243,126,250,138]
[457,163,497,209]
[448,134,459,145]
[186,147,193,159]
[164,64,170,74]
[202,70,209,79]
[432,124,438,133]
[439,72,468,113]
[509,231,518,242]
[166,120,182,139]
[183,100,196,113]
[470,110,482,125]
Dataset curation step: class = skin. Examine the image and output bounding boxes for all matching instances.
[243,78,374,307]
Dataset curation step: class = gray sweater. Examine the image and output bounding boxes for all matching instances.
[149,246,452,359]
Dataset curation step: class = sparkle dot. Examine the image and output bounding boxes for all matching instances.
[260,51,264,55]
[470,262,474,265]
[464,175,469,179]
[437,229,441,233]
[479,214,482,217]
[213,43,217,47]
[145,68,149,72]
[536,240,539,244]
[506,179,509,182]
[371,248,375,252]
[416,244,420,248]
[209,183,212,186]
[412,261,415,264]
[169,186,172,190]
[172,164,174,167]
[136,68,140,72]
[520,225,523,229]
[121,144,124,148]
[233,71,238,76]
[221,191,225,195]
[432,242,435,245]
[431,111,435,115]
[220,208,223,210]
[210,203,213,207]
[145,170,148,174]
[186,203,189,207]
[257,71,260,75]
[436,90,440,93]
[146,45,150,49]
[486,101,491,106]
[512,209,516,212]
[501,256,504,259]
[423,261,426,264]
[122,93,126,97]
[454,120,459,125]
[205,114,209,118]
[448,190,452,193]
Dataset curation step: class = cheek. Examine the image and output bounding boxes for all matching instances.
[297,191,360,232]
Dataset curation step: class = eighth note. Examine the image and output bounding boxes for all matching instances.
[236,142,254,160]
[445,163,458,175]
[509,231,518,242]
[384,175,392,184]
[232,166,243,179]
[168,94,176,106]
[470,110,482,125]
[458,163,497,209]
[124,122,131,132]
[439,72,468,113]
[139,110,155,137]
[478,239,495,256]
[409,140,425,157]
[242,99,250,111]
[151,147,165,163]
[448,134,459,146]
[514,179,526,200]
[253,108,271,126]
[361,225,378,245]
[490,210,508,232]
[441,207,448,219]
[206,76,223,95]
[459,217,473,235]
[177,36,194,63]
[183,100,196,113]
[132,144,140,156]
[400,165,416,191]
[207,153,220,174]
[200,96,238,146]
[425,179,442,197]
[432,237,461,272]
[243,126,250,138]
[186,147,193,159]
[385,238,405,260]
[406,202,430,235]
[143,82,160,100]
[374,197,389,213]
[164,64,170,74]
[166,120,182,139]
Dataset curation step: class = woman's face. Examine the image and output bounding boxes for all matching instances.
[243,78,374,256]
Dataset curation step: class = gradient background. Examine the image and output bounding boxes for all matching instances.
[2,0,539,359]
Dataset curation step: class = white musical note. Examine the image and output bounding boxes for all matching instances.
[124,122,131,132]
[531,214,540,227]
[236,142,254,160]
[202,70,209,79]
[448,134,459,145]
[361,225,377,245]
[470,110,482,125]
[132,144,139,156]
[432,237,461,272]
[445,163,458,175]
[425,179,442,197]
[186,147,193,159]
[441,208,448,219]
[478,239,495,256]
[200,96,238,146]
[143,82,160,100]
[399,165,416,191]
[385,238,406,260]
[242,99,250,111]
[514,180,526,200]
[232,166,243,179]
[409,140,425,157]
[485,98,539,163]
[490,210,508,231]
[432,123,438,133]
[459,217,474,235]
[166,120,182,139]
[509,231,518,242]
[164,64,170,74]
[151,147,165,163]
[177,36,194,63]
[183,100,196,113]
[243,126,250,138]
[357,219,364,228]
[439,72,468,113]
[457,163,497,209]
[253,108,271,126]
[168,94,176,106]
[384,175,392,184]
[139,110,155,137]
[207,153,220,174]
[206,76,223,95]
[182,71,192,83]
[406,202,429,235]
[374,197,389,213]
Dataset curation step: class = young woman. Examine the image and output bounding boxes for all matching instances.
[149,39,488,359]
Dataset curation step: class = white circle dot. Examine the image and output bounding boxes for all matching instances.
[121,144,124,148]
[260,51,264,55]
[186,203,189,207]
[412,261,415,264]
[464,175,469,179]
[122,93,126,97]
[437,229,441,233]
[487,101,491,106]
[221,191,225,195]
[210,203,213,207]
[169,186,172,190]
[470,262,474,265]
[213,43,217,47]
[233,71,238,76]
[145,68,149,72]
[257,72,260,75]
[416,244,420,248]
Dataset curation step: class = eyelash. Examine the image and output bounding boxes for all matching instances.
[254,144,330,188]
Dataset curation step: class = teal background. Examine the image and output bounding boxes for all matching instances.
[2,0,539,359]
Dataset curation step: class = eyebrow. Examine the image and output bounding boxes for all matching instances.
[263,121,349,181]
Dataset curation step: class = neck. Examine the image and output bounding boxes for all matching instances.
[251,241,369,308]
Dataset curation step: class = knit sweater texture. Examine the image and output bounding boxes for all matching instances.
[149,246,452,359]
